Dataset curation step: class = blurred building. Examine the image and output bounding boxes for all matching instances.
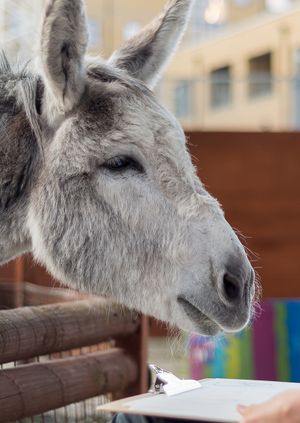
[86,0,165,56]
[0,0,229,59]
[163,0,300,131]
[0,0,167,60]
[227,0,266,22]
[0,0,43,61]
[86,0,229,56]
[1,0,300,131]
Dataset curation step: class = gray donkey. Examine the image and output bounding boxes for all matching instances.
[0,0,255,335]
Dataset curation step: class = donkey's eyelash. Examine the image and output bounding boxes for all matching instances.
[102,156,144,173]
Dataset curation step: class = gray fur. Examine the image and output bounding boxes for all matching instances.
[0,0,255,335]
[109,0,194,88]
[40,0,88,116]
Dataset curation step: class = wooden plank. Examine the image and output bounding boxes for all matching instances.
[23,254,63,287]
[14,257,25,307]
[0,281,21,309]
[0,349,137,422]
[116,315,149,397]
[0,299,140,364]
[0,280,90,308]
[0,261,15,282]
[22,281,89,306]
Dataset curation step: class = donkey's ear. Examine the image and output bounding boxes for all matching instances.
[109,0,194,89]
[40,0,88,114]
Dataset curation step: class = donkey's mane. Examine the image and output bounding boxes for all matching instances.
[0,51,43,155]
[86,60,155,100]
[0,51,11,76]
[0,51,35,88]
[0,50,154,155]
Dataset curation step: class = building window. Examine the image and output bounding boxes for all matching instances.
[248,52,273,98]
[175,81,193,119]
[210,65,232,108]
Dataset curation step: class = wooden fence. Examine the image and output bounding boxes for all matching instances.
[0,282,148,422]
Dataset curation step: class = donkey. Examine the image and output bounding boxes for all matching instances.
[0,0,255,335]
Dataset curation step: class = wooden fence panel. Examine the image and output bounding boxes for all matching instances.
[187,131,300,298]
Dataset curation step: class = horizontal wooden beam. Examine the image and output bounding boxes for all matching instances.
[0,299,139,364]
[0,348,137,422]
[0,281,20,309]
[22,281,88,305]
[0,281,88,308]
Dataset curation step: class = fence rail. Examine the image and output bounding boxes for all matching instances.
[0,299,139,364]
[0,282,147,422]
[0,348,137,423]
[0,280,88,309]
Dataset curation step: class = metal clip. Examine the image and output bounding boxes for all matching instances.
[149,364,201,396]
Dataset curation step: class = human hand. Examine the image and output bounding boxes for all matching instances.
[237,390,300,422]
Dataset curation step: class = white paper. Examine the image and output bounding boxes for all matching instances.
[123,379,300,422]
[163,378,201,396]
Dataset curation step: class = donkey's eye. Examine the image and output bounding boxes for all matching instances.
[103,156,143,172]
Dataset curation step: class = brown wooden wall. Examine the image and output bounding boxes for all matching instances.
[187,131,300,298]
[1,132,300,301]
[0,256,60,288]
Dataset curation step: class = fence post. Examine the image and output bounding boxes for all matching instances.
[116,315,149,397]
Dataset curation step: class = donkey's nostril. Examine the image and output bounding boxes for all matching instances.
[223,273,241,302]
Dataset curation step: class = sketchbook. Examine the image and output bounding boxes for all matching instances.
[98,378,300,423]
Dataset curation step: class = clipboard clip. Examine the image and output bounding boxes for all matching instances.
[149,364,201,396]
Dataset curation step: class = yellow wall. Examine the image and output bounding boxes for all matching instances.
[164,4,300,131]
[86,0,165,57]
[227,0,266,23]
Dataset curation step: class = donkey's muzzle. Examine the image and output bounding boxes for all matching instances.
[178,261,255,335]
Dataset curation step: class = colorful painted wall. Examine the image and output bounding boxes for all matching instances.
[190,299,300,382]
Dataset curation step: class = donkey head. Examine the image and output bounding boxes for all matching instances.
[24,0,255,335]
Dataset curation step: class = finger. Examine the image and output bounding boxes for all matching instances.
[237,405,247,415]
[239,405,282,423]
[237,404,255,416]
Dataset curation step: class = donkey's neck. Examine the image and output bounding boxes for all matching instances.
[0,70,39,265]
